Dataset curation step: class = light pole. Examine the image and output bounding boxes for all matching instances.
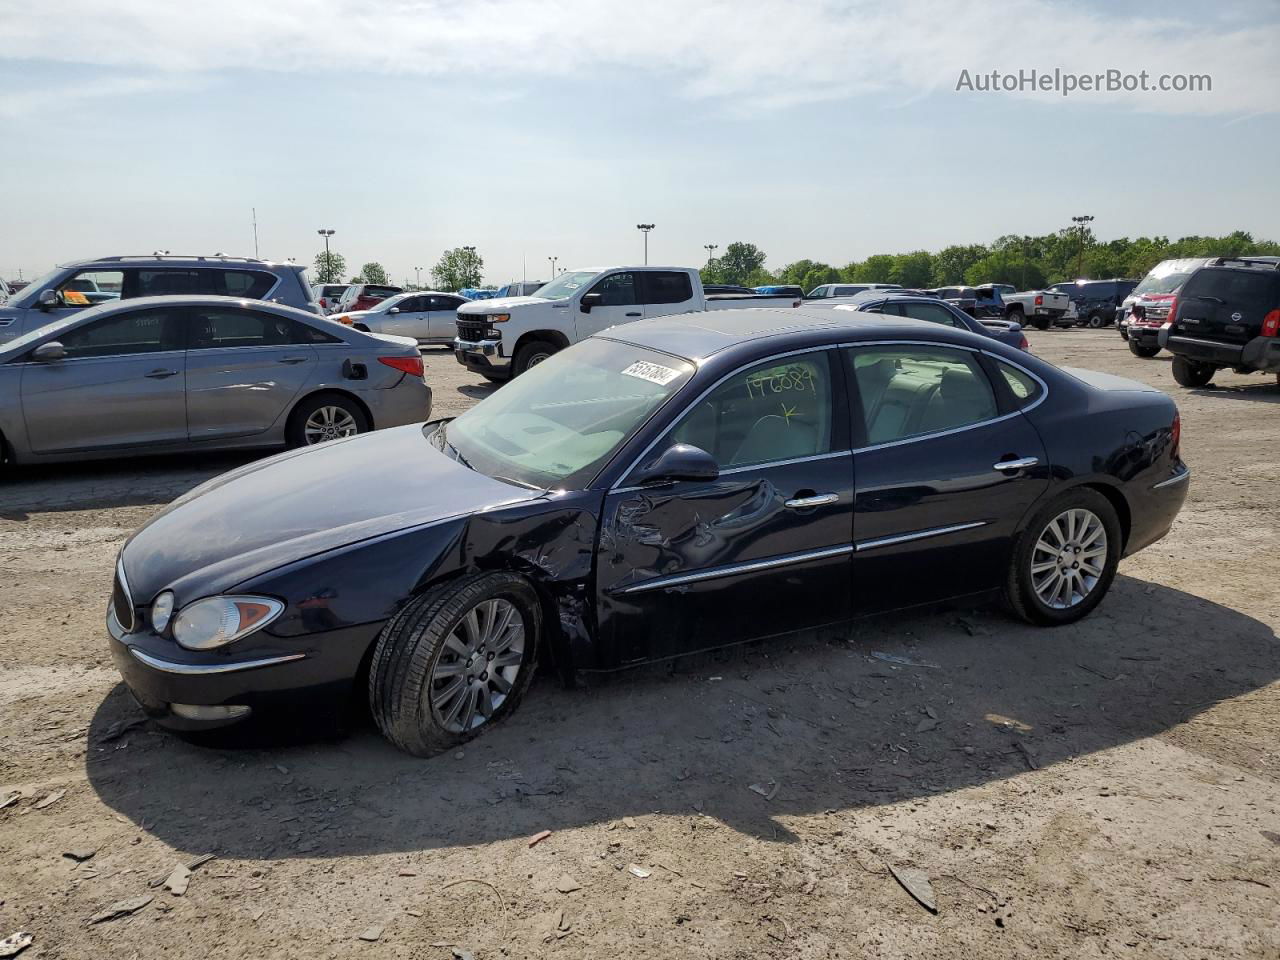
[1021,235,1031,290]
[636,224,655,265]
[548,256,558,277]
[316,228,335,281]
[414,266,422,289]
[1071,215,1094,280]
[703,243,718,265]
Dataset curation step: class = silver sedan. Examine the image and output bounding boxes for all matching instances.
[0,295,433,465]
[338,291,469,346]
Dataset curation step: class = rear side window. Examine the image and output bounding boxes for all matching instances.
[1182,269,1280,312]
[57,308,183,358]
[138,269,207,296]
[218,269,276,300]
[995,361,1043,407]
[897,301,964,328]
[364,286,401,299]
[847,345,997,445]
[187,307,327,348]
[641,271,693,304]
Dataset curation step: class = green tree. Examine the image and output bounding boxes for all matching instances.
[313,251,346,284]
[930,244,989,285]
[847,254,896,284]
[431,247,484,292]
[359,262,389,285]
[712,242,768,286]
[889,251,933,289]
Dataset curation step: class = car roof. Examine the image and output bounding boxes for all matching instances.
[59,255,296,270]
[599,308,981,362]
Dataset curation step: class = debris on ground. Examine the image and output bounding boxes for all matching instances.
[89,895,153,924]
[163,863,192,896]
[1013,741,1039,770]
[357,925,383,942]
[627,864,651,879]
[916,719,940,733]
[187,853,216,871]
[0,932,33,958]
[888,865,938,914]
[33,789,66,810]
[622,817,637,830]
[871,652,940,669]
[749,781,780,801]
[1261,830,1280,846]
[99,717,146,742]
[0,793,20,811]
[555,875,582,894]
[528,829,552,847]
[451,948,475,960]
[62,848,97,862]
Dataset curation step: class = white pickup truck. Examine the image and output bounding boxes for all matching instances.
[990,284,1071,330]
[453,265,801,380]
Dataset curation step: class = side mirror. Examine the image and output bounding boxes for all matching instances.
[38,289,57,311]
[580,292,603,313]
[632,444,719,486]
[33,341,66,362]
[388,307,400,314]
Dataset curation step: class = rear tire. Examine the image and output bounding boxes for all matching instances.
[286,393,369,448]
[1031,316,1050,331]
[1171,355,1215,388]
[1128,339,1159,358]
[1087,312,1106,329]
[1006,488,1121,626]
[369,573,541,757]
[513,339,558,377]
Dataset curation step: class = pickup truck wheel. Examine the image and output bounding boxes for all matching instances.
[1171,356,1215,388]
[1030,316,1050,331]
[1087,312,1106,328]
[1006,306,1024,325]
[1128,339,1160,358]
[369,572,541,757]
[1006,488,1121,626]
[513,340,558,376]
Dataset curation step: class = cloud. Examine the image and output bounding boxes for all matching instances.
[1,0,1276,116]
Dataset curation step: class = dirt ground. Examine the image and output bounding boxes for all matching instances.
[1,329,1277,960]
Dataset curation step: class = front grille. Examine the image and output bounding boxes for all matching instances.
[112,560,136,633]
[457,319,489,341]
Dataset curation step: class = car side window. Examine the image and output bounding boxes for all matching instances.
[641,271,693,304]
[667,351,834,469]
[588,273,637,306]
[995,361,1042,407]
[396,297,422,312]
[898,302,963,328]
[138,269,207,296]
[55,308,182,359]
[847,345,998,446]
[187,308,302,349]
[55,269,124,307]
[218,270,276,299]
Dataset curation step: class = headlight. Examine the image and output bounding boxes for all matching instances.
[151,591,175,633]
[172,596,285,651]
[487,313,510,323]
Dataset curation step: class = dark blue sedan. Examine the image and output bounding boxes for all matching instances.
[107,309,1188,755]
[805,292,1029,351]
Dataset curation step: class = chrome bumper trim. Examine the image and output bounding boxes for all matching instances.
[128,647,307,676]
[453,337,502,357]
[1152,467,1191,490]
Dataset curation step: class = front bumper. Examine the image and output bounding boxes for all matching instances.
[453,337,511,377]
[106,607,379,730]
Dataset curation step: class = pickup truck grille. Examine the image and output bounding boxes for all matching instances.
[456,319,490,341]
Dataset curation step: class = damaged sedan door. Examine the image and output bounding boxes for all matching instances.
[597,348,854,664]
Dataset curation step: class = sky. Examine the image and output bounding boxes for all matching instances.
[1,0,1278,287]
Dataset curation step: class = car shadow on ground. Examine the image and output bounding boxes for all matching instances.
[85,574,1278,859]
[1192,381,1280,404]
[0,451,260,519]
[455,383,499,401]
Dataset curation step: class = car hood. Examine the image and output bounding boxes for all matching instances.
[121,424,539,603]
[457,295,553,315]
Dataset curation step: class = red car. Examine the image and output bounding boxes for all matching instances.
[337,283,403,315]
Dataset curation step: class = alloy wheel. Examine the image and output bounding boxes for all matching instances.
[428,598,526,734]
[1030,508,1108,609]
[303,406,359,444]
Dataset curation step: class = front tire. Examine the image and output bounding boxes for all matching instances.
[1006,306,1025,326]
[1087,312,1106,329]
[369,573,541,757]
[1128,339,1160,358]
[287,393,369,448]
[1006,489,1121,626]
[1171,355,1215,388]
[512,339,558,377]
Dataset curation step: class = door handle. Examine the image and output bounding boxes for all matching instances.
[625,311,642,317]
[784,492,839,509]
[277,357,309,365]
[144,368,179,379]
[993,457,1038,472]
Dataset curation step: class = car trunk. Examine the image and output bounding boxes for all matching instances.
[1174,268,1280,346]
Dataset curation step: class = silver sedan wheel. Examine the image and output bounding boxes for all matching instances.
[429,598,526,734]
[303,405,359,444]
[1030,508,1108,609]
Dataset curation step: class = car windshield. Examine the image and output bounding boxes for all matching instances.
[443,338,694,489]
[1133,271,1191,296]
[530,271,598,301]
[6,267,66,308]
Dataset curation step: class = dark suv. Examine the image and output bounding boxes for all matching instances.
[0,255,320,344]
[1160,258,1280,388]
[1050,279,1138,328]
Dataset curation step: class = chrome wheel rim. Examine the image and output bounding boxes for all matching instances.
[527,352,550,367]
[429,598,525,734]
[303,405,359,444]
[1030,508,1107,609]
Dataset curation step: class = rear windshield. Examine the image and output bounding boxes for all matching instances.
[363,286,401,298]
[1133,272,1189,296]
[1181,268,1280,311]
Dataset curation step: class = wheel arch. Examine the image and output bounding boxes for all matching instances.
[513,329,571,357]
[287,387,376,432]
[1075,480,1132,552]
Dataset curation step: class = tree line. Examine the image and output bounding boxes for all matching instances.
[701,230,1280,292]
[313,248,484,291]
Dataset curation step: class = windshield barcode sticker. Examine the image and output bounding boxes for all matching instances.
[621,360,681,385]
